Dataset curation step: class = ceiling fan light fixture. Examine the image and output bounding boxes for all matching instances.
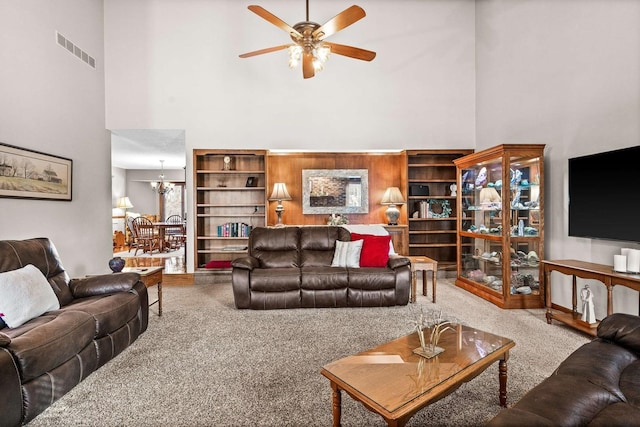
[240,3,375,79]
[288,45,303,69]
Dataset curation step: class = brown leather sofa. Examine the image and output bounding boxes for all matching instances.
[232,226,411,309]
[0,238,148,427]
[488,313,640,426]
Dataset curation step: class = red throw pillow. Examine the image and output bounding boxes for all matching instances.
[351,233,392,268]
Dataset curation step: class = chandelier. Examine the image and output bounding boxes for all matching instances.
[150,160,174,195]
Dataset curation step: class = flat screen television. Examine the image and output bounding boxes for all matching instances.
[568,145,640,243]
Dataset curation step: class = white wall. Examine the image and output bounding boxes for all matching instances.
[475,0,640,315]
[104,0,478,272]
[0,1,111,276]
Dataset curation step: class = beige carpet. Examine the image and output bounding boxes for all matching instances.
[27,278,590,426]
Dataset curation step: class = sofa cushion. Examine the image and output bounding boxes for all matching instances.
[300,227,350,267]
[250,227,299,268]
[0,238,74,306]
[301,267,349,290]
[348,267,397,290]
[351,233,392,268]
[331,240,363,268]
[4,310,95,382]
[0,264,60,328]
[58,292,141,338]
[250,268,301,292]
[598,312,640,354]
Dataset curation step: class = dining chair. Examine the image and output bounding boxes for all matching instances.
[132,216,161,255]
[126,216,139,253]
[165,215,186,250]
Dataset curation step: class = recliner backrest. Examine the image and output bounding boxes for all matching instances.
[0,238,73,306]
[249,227,300,268]
[299,226,350,267]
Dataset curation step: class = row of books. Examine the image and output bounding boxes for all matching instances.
[217,222,252,237]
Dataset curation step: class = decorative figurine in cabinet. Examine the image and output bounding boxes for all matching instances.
[454,144,545,309]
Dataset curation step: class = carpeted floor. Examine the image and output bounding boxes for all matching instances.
[28,278,590,426]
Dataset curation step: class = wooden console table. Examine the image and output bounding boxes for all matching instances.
[543,259,640,336]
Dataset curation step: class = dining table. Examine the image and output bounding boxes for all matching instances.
[152,221,185,252]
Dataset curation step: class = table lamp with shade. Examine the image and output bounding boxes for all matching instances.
[116,196,133,216]
[269,183,292,226]
[381,187,405,225]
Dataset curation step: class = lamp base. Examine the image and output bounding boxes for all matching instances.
[275,204,285,227]
[385,205,400,225]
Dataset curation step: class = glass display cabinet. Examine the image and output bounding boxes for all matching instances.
[454,144,545,309]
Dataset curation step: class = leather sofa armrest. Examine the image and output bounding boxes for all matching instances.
[597,313,640,353]
[388,255,410,269]
[69,272,141,298]
[232,256,260,271]
[0,333,10,347]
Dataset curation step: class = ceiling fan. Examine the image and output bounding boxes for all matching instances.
[239,1,376,79]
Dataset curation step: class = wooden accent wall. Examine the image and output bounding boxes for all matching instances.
[266,152,407,226]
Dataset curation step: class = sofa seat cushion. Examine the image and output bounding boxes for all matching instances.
[620,360,640,405]
[301,267,349,290]
[348,267,397,289]
[556,340,637,399]
[250,268,300,292]
[4,310,95,382]
[57,292,141,338]
[589,402,640,426]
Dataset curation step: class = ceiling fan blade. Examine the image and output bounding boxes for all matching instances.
[239,44,291,59]
[323,42,376,61]
[302,52,315,79]
[312,5,366,40]
[247,5,302,38]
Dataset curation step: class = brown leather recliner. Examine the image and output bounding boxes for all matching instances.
[488,313,640,426]
[232,226,411,309]
[0,238,149,427]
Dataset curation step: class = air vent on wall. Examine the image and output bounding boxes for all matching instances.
[55,31,95,69]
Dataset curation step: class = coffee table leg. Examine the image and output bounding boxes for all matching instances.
[330,382,342,427]
[499,355,509,407]
[158,280,162,316]
[411,270,417,303]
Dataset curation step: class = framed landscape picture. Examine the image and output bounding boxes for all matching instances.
[0,142,72,201]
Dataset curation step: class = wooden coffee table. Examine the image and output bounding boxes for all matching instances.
[320,324,515,426]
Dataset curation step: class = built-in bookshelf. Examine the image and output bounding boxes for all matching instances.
[194,150,267,272]
[407,150,473,270]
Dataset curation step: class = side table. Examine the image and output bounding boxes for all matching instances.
[123,266,164,316]
[406,256,437,303]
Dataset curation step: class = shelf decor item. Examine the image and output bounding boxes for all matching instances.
[427,199,451,218]
[222,155,237,171]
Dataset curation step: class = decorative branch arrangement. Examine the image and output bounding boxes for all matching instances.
[410,308,455,359]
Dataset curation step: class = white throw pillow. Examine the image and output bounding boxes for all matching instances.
[331,240,363,268]
[0,264,60,328]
